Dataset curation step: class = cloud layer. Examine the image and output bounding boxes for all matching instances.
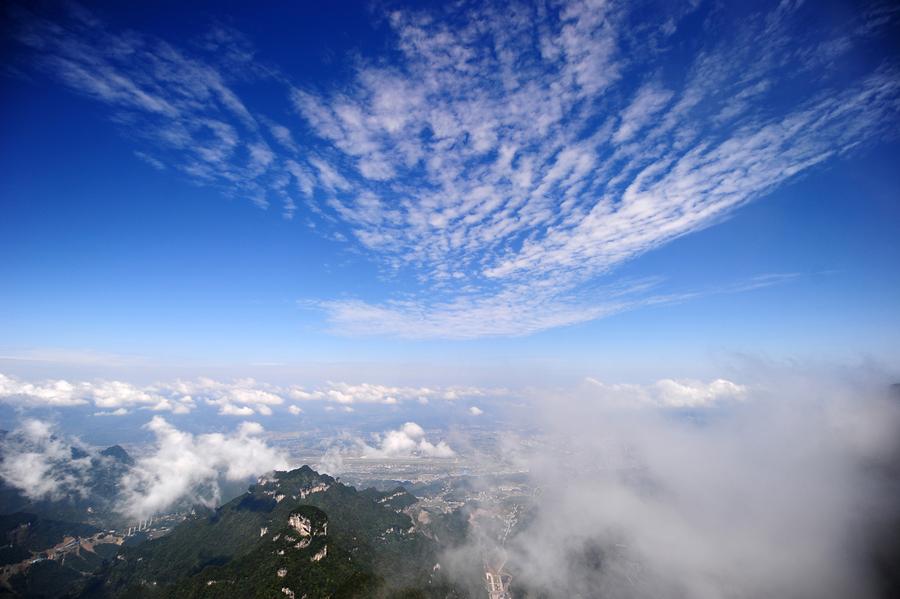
[289,381,495,406]
[0,373,194,413]
[0,372,497,417]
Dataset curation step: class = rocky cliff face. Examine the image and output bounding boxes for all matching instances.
[288,511,327,538]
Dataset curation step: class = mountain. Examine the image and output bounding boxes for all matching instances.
[98,446,133,467]
[83,466,465,598]
[0,458,475,598]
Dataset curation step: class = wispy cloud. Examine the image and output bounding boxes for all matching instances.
[0,347,150,366]
[10,5,300,219]
[315,273,797,339]
[295,1,898,336]
[12,1,899,337]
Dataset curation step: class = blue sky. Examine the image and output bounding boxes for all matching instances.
[1,0,899,432]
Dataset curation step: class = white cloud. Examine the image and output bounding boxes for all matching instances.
[218,403,255,416]
[584,377,747,408]
[91,380,178,410]
[0,420,92,501]
[0,373,87,406]
[0,373,297,417]
[0,415,290,520]
[289,381,496,405]
[0,371,741,415]
[0,373,194,412]
[94,408,129,417]
[214,386,283,416]
[612,82,674,143]
[469,406,484,416]
[118,417,288,519]
[0,370,751,425]
[360,422,455,458]
[158,377,284,416]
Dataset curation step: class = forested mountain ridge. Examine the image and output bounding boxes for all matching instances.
[84,466,464,598]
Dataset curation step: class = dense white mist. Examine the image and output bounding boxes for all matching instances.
[0,419,92,501]
[118,416,289,519]
[461,371,900,598]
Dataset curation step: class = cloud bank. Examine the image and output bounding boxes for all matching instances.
[118,416,288,519]
[449,369,900,598]
[0,373,192,412]
[0,372,496,417]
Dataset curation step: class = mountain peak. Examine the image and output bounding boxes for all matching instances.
[101,444,134,465]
